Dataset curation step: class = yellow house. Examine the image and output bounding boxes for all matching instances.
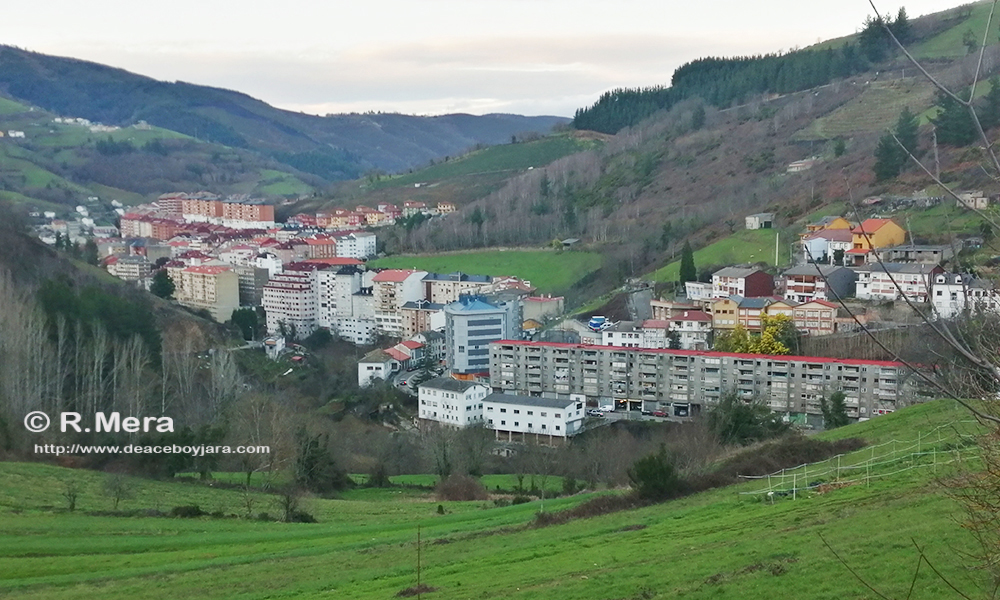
[851,218,905,251]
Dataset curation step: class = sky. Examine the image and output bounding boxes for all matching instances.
[0,1,971,118]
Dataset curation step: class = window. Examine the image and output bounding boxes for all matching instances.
[527,411,533,416]
[514,422,519,427]
[541,424,547,430]
[500,408,506,413]
[555,425,561,431]
[555,413,561,418]
[513,409,520,414]
[541,412,547,417]
[501,420,506,425]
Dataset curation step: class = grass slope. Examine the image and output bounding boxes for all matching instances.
[794,78,937,141]
[368,249,603,294]
[370,134,603,190]
[0,400,985,600]
[650,228,791,283]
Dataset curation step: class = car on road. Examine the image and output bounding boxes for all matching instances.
[641,410,652,416]
[586,409,605,417]
[653,410,668,418]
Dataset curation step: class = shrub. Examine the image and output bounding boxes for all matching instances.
[627,444,684,501]
[511,495,532,505]
[562,476,579,496]
[435,474,488,501]
[170,505,205,518]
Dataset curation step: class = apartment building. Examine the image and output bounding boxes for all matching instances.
[667,311,712,350]
[423,272,492,304]
[711,267,774,299]
[855,263,943,303]
[372,269,428,335]
[333,232,377,259]
[176,265,240,322]
[783,264,856,303]
[445,295,521,376]
[400,300,446,337]
[262,263,327,337]
[417,377,490,429]
[483,393,585,445]
[489,340,916,425]
[316,265,364,329]
[220,199,275,229]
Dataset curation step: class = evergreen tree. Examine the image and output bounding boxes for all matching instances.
[150,269,175,299]
[859,16,890,63]
[230,308,258,341]
[820,391,850,429]
[980,77,1000,131]
[890,7,912,44]
[678,241,697,285]
[933,90,977,146]
[83,239,99,266]
[691,104,706,130]
[874,133,903,181]
[895,107,919,156]
[833,138,846,157]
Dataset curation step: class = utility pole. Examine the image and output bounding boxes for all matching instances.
[932,127,940,181]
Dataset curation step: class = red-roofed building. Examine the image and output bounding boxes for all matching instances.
[789,299,839,336]
[850,218,906,265]
[664,311,712,350]
[373,269,429,335]
[403,201,427,217]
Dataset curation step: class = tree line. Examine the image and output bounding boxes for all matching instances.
[573,9,912,134]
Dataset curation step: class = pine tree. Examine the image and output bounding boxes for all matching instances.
[820,391,850,429]
[678,241,697,285]
[890,7,912,44]
[980,77,1000,131]
[895,107,919,156]
[873,133,903,181]
[933,90,977,146]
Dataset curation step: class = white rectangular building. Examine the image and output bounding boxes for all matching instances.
[417,377,490,428]
[483,393,585,445]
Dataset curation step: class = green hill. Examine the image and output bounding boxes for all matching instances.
[0,399,988,600]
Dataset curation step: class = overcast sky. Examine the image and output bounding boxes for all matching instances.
[0,1,970,117]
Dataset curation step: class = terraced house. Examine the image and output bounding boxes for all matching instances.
[490,340,919,426]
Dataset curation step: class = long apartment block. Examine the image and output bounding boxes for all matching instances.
[489,340,919,424]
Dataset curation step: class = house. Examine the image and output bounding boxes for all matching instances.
[734,297,776,332]
[805,216,853,233]
[711,297,741,331]
[801,228,854,264]
[436,202,457,214]
[603,321,651,348]
[412,330,446,362]
[932,273,1000,318]
[745,213,774,230]
[957,190,989,210]
[357,349,398,387]
[483,393,586,445]
[711,267,774,299]
[667,311,712,350]
[417,377,490,429]
[847,219,906,266]
[651,299,703,320]
[684,281,713,302]
[855,263,943,303]
[423,272,492,304]
[787,157,818,173]
[263,336,285,360]
[782,264,856,303]
[789,300,839,336]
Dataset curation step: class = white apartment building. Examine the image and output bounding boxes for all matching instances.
[855,263,942,303]
[667,311,712,350]
[334,232,377,259]
[418,377,490,428]
[483,393,586,445]
[262,263,325,338]
[932,273,1000,318]
[316,266,363,329]
[175,265,240,322]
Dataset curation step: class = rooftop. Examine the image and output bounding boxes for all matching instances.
[420,376,486,392]
[483,392,577,409]
[713,266,764,279]
[373,269,417,283]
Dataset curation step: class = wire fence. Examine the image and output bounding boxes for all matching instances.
[738,419,983,500]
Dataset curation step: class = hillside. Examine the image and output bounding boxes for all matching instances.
[0,97,325,210]
[0,45,568,181]
[0,400,987,599]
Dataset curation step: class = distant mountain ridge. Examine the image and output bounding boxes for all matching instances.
[0,46,568,180]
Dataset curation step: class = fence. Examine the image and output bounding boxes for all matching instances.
[738,420,982,500]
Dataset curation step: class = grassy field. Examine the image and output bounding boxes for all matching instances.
[254,169,314,197]
[0,96,29,115]
[911,2,999,60]
[794,78,938,141]
[371,133,603,190]
[368,249,603,294]
[650,228,792,283]
[0,399,988,599]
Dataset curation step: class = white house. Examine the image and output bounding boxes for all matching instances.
[334,232,377,259]
[357,349,398,387]
[744,213,774,230]
[684,281,713,302]
[932,273,1000,318]
[417,377,490,428]
[483,393,585,445]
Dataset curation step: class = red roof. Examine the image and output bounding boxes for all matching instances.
[303,257,363,266]
[525,296,564,303]
[493,339,907,368]
[385,348,409,361]
[846,248,870,254]
[803,229,853,242]
[852,218,895,234]
[798,299,839,309]
[400,340,424,350]
[666,311,712,322]
[373,269,416,282]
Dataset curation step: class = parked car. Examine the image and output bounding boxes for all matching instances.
[653,410,668,418]
[586,409,605,417]
[641,410,652,416]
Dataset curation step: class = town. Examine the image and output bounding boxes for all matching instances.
[34,185,996,442]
